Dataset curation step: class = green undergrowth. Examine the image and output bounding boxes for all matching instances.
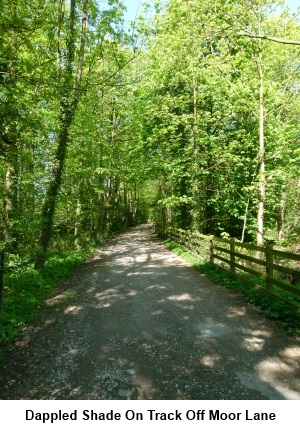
[164,239,300,336]
[0,248,92,345]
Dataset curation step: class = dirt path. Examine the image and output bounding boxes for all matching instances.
[1,224,300,400]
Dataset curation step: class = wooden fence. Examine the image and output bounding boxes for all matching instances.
[165,227,300,311]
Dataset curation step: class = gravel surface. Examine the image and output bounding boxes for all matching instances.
[1,224,300,400]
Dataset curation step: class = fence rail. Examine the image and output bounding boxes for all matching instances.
[163,226,300,311]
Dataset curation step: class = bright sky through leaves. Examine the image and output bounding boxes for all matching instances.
[122,0,299,23]
[123,0,142,22]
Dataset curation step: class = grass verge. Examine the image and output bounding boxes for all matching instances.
[164,238,300,336]
[0,248,92,345]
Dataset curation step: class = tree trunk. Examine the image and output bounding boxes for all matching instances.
[191,72,200,230]
[74,174,82,249]
[276,198,285,240]
[35,0,88,269]
[241,197,250,243]
[35,105,74,268]
[2,142,19,252]
[256,38,265,258]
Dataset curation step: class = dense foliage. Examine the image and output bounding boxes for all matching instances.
[1,0,300,339]
[141,0,300,245]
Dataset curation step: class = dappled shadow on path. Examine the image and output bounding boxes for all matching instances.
[1,225,300,400]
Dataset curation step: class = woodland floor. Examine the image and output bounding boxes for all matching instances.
[0,224,300,400]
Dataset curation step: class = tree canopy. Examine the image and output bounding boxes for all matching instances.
[1,0,300,275]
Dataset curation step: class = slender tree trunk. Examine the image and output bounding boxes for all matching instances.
[123,181,128,226]
[191,71,201,230]
[56,0,65,81]
[241,197,250,243]
[74,178,82,249]
[256,38,265,257]
[276,198,285,240]
[0,159,14,315]
[3,146,19,252]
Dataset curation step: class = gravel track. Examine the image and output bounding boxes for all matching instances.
[1,224,300,400]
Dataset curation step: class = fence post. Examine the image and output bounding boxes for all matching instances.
[265,244,274,291]
[210,237,214,264]
[230,238,235,273]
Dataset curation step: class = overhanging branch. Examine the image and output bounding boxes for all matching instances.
[239,32,300,46]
